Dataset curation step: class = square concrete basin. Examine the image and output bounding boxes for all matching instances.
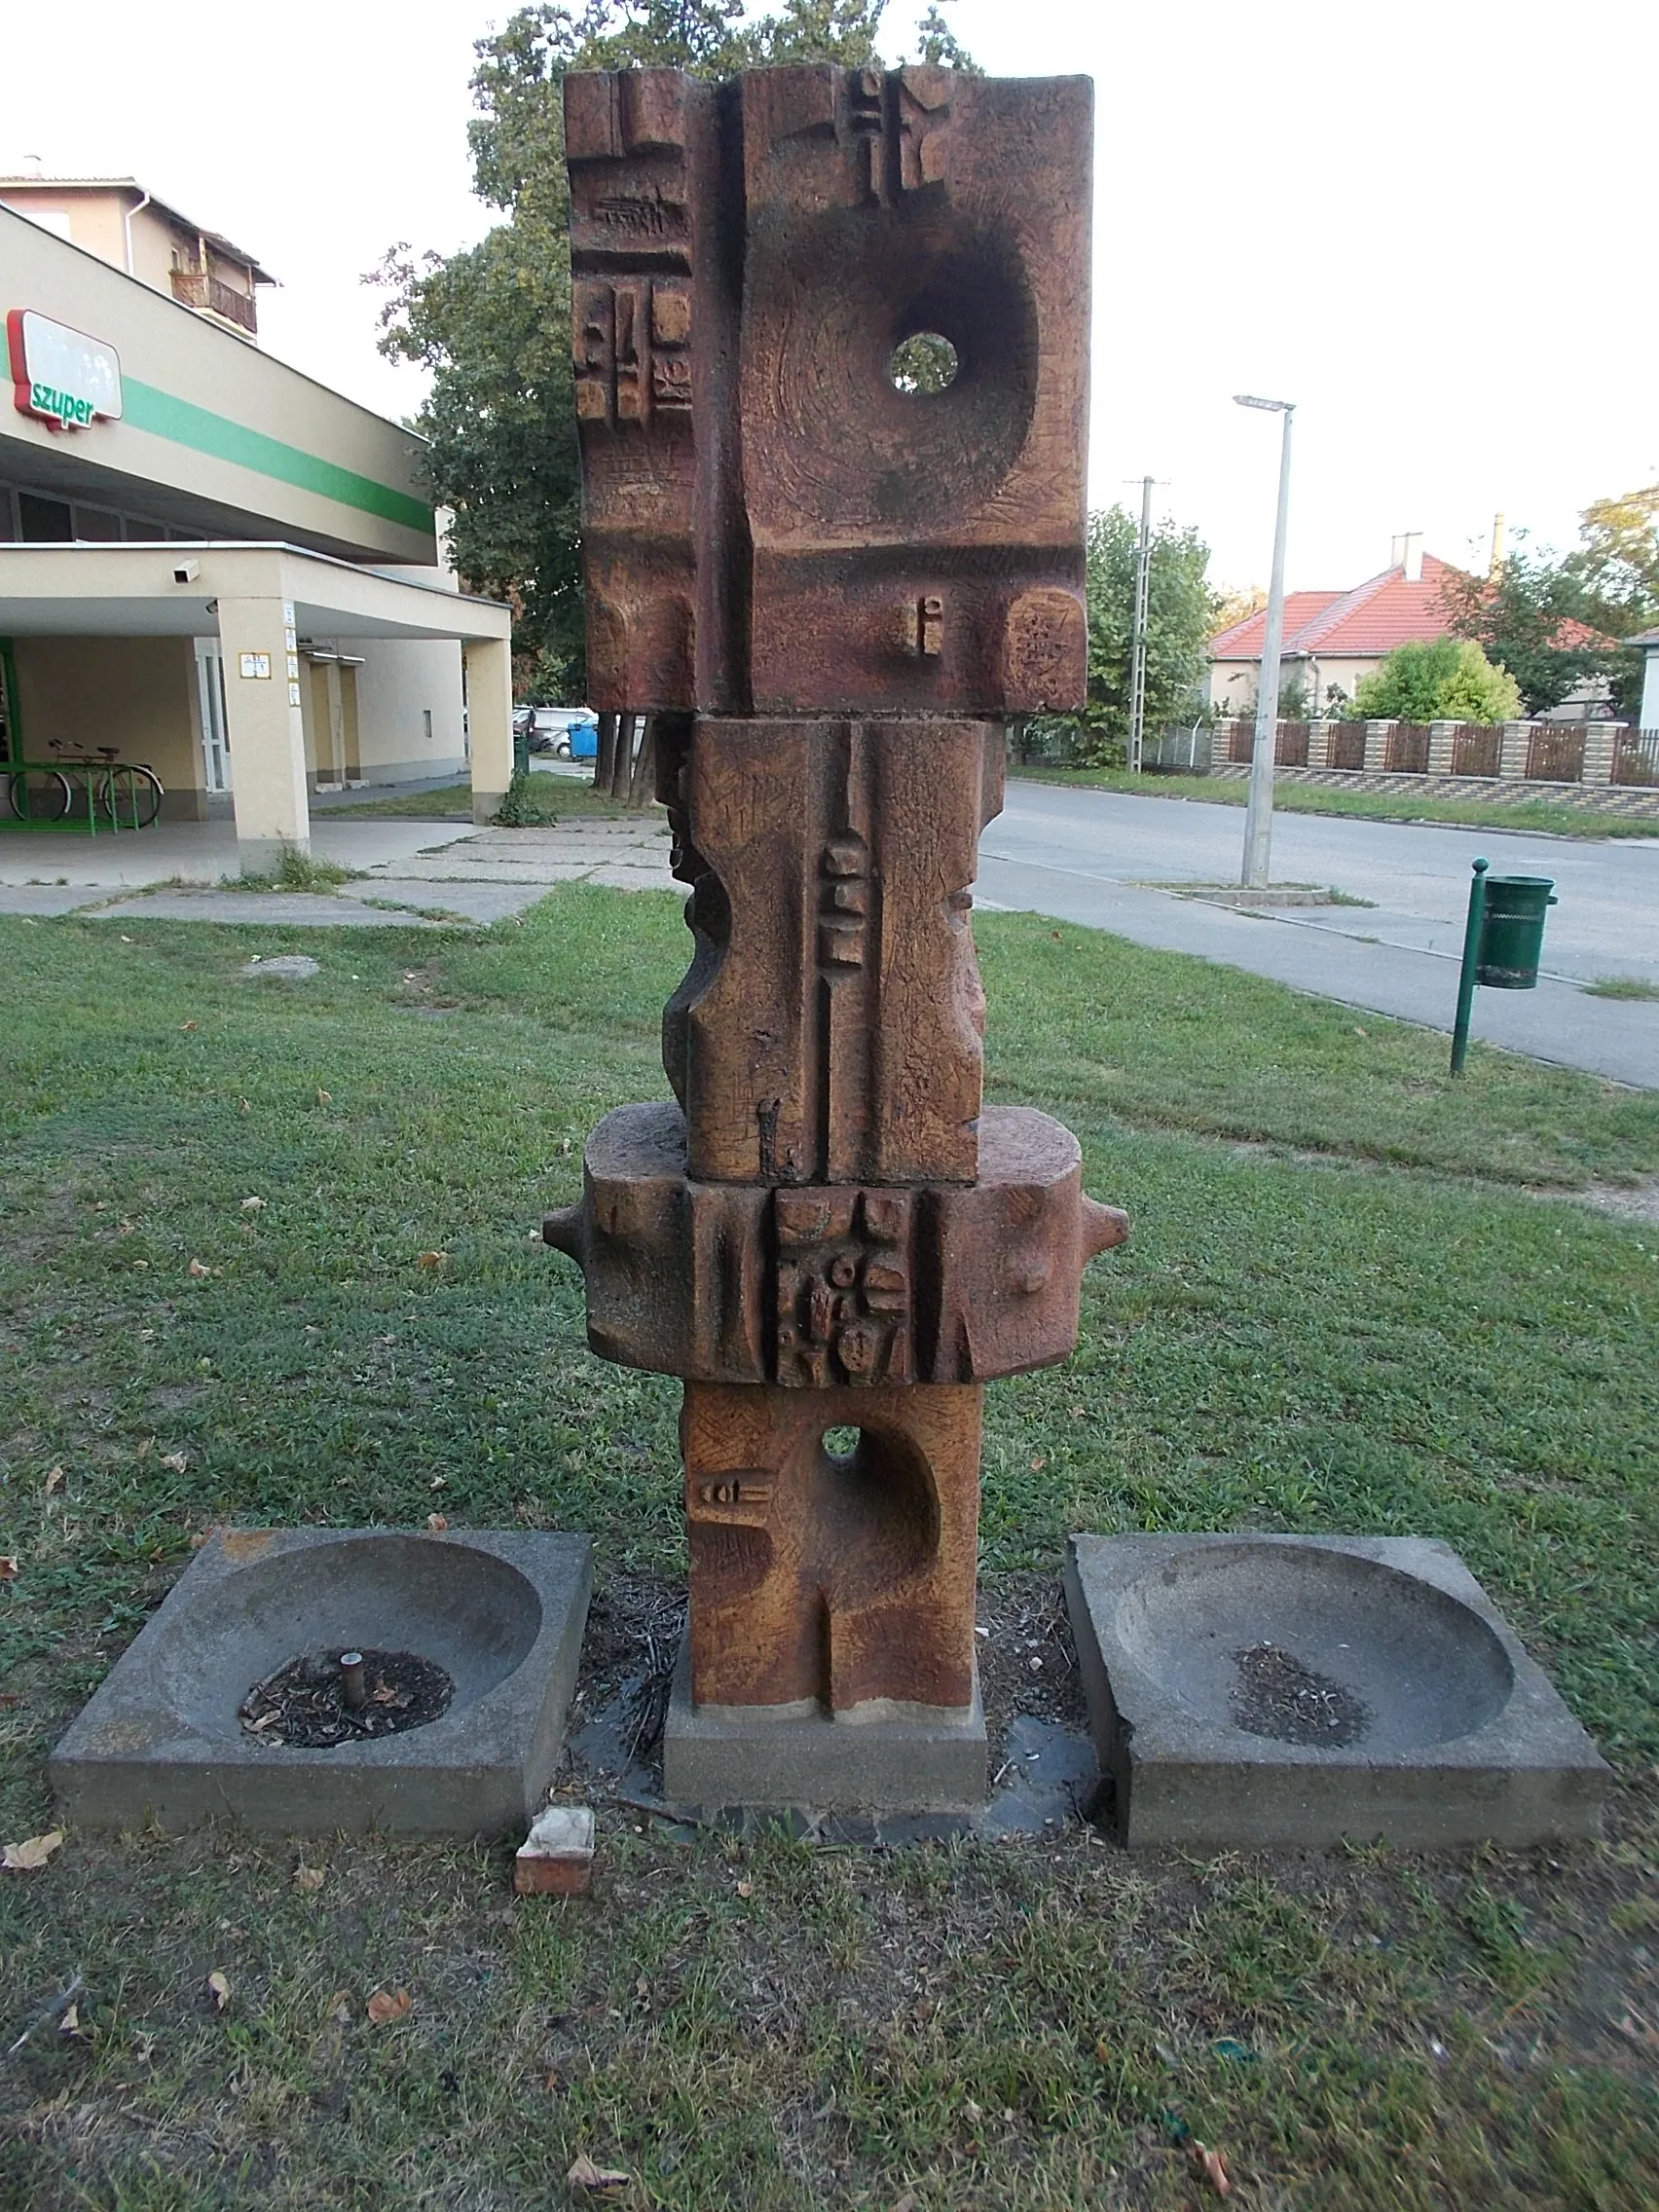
[1065,1533,1609,1850]
[51,1528,591,1836]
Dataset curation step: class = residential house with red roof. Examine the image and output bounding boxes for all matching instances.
[1207,534,1462,719]
[1208,533,1616,721]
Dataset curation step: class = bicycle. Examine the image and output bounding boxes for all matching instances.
[7,742,166,829]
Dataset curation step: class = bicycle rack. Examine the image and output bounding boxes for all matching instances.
[2,757,163,834]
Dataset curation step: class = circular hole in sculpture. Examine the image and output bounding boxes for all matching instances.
[887,332,959,394]
[240,1647,455,1748]
[821,1425,863,1462]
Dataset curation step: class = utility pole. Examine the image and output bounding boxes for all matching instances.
[1234,395,1295,888]
[1127,474,1154,775]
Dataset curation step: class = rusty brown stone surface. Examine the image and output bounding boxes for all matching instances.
[656,716,1002,1187]
[681,1382,981,1712]
[543,1102,1128,1387]
[565,63,1092,718]
[552,66,1118,1748]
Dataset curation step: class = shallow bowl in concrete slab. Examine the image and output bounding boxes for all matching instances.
[51,1528,591,1836]
[1064,1533,1609,1850]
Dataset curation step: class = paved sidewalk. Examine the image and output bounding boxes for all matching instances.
[2,814,681,927]
[975,852,1659,1089]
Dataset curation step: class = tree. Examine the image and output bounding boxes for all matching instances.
[1348,638,1521,724]
[1436,536,1612,717]
[368,2,975,698]
[1568,482,1659,635]
[1031,506,1217,766]
[1210,583,1266,637]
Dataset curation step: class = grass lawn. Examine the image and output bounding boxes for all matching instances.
[1,893,1656,2209]
[1013,764,1659,841]
[328,778,626,824]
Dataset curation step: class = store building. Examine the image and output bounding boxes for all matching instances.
[0,183,512,869]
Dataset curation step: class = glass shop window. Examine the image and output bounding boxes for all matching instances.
[18,493,73,542]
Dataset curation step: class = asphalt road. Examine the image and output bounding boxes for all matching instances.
[976,781,1659,1088]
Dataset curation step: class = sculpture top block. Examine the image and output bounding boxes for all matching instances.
[566,64,1093,719]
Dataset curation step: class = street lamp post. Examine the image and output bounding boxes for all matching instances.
[1235,393,1295,888]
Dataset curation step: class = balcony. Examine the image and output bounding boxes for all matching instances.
[168,268,257,337]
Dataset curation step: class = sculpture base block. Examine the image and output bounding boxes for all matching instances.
[661,1636,986,1814]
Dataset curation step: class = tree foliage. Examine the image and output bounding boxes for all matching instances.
[1567,482,1659,635]
[1031,506,1218,766]
[1210,583,1267,637]
[369,2,975,695]
[1436,537,1615,718]
[1349,638,1521,725]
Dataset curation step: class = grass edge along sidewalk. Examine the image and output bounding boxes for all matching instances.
[0,889,1655,2211]
[1013,762,1659,839]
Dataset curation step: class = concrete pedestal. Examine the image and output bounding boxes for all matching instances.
[51,1527,592,1836]
[1065,1532,1608,1851]
[661,1636,986,1814]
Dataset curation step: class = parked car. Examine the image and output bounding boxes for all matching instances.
[514,705,599,758]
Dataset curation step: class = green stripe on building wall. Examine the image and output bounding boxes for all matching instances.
[121,380,433,535]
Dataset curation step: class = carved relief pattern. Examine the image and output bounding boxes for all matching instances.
[572,278,693,427]
[775,1188,913,1387]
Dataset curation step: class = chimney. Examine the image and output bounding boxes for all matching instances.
[1489,512,1506,577]
[1389,532,1423,582]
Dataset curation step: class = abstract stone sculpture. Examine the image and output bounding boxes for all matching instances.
[548,61,1124,1805]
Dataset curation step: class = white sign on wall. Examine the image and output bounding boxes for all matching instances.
[7,309,123,431]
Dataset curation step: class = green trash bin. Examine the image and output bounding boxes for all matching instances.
[1476,874,1557,989]
[512,723,531,780]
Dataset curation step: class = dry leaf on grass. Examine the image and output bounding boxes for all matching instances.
[57,2003,85,2038]
[1,1557,18,1581]
[240,1196,267,1213]
[567,2153,630,2191]
[426,1512,449,1533]
[366,1987,412,2025]
[187,1258,211,1279]
[293,1864,325,1893]
[205,1971,231,2012]
[735,1879,755,1899]
[180,1020,199,1032]
[1189,2141,1233,2196]
[315,1088,333,1106]
[417,1250,448,1270]
[3,1829,64,1871]
[44,1466,64,1494]
[161,1452,189,1474]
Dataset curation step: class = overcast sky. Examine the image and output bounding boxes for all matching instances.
[7,0,1655,593]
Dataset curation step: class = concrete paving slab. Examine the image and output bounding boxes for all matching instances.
[0,816,477,894]
[0,882,119,915]
[1065,1533,1609,1850]
[86,892,450,928]
[51,1526,593,1836]
[350,879,551,923]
